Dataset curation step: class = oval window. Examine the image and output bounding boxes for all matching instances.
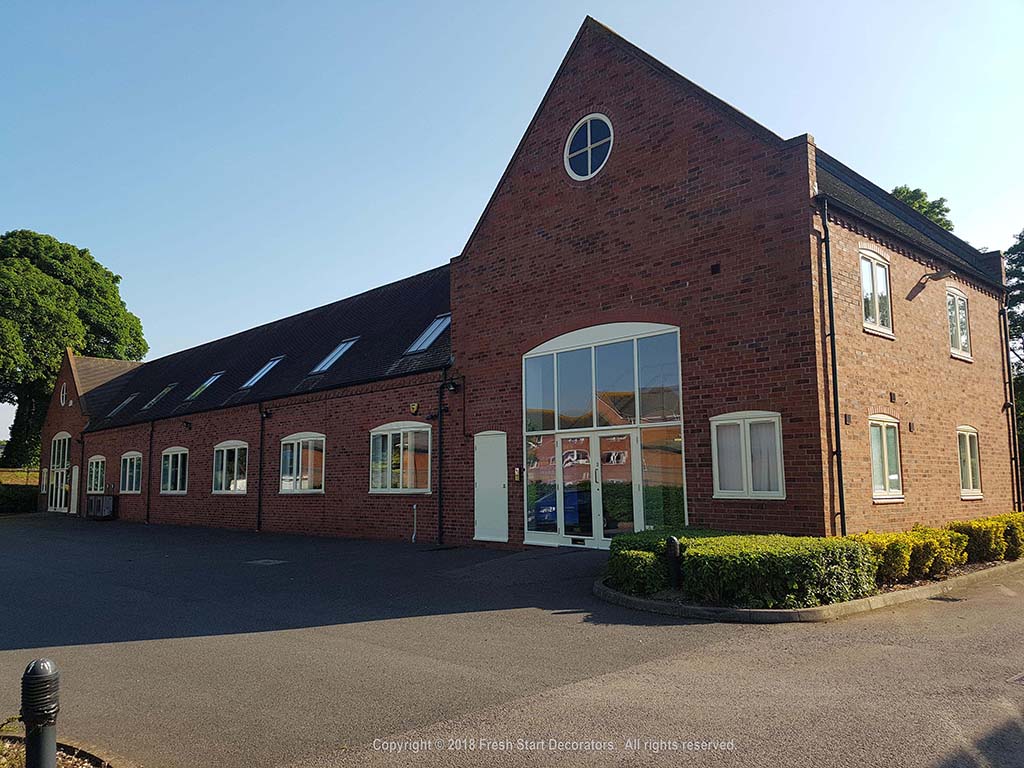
[564,114,613,181]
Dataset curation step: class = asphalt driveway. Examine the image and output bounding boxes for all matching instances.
[0,513,1022,767]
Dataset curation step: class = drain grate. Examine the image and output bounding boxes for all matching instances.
[1008,673,1024,687]
[246,559,287,566]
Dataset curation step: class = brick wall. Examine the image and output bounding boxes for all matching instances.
[815,205,1015,532]
[447,23,827,538]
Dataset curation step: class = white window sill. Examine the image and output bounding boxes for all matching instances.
[279,489,325,495]
[863,325,895,340]
[212,490,247,496]
[950,351,973,363]
[160,490,188,496]
[120,490,141,495]
[86,491,105,495]
[712,492,787,501]
[960,492,983,501]
[872,495,905,504]
[369,489,432,495]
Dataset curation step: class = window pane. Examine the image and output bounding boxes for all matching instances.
[370,434,387,489]
[308,440,323,490]
[715,423,744,492]
[641,427,685,528]
[568,151,589,177]
[281,442,295,491]
[749,421,780,492]
[526,435,557,532]
[969,434,980,491]
[947,294,958,349]
[235,448,247,491]
[224,449,235,491]
[590,140,610,171]
[161,455,170,491]
[213,449,225,491]
[870,424,885,492]
[875,263,891,329]
[568,124,588,154]
[133,459,141,492]
[638,333,680,423]
[885,425,900,492]
[958,432,970,490]
[589,117,611,144]
[524,355,555,432]
[596,340,636,427]
[861,258,876,324]
[957,298,970,353]
[557,348,593,429]
[406,430,429,490]
[390,432,402,489]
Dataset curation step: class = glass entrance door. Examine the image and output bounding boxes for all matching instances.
[557,432,639,544]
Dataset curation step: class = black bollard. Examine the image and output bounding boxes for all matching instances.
[21,658,59,768]
[665,536,681,590]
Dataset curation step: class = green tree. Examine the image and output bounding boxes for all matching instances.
[891,185,954,231]
[1005,229,1024,441]
[0,230,147,466]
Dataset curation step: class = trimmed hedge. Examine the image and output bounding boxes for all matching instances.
[991,513,1024,561]
[947,519,1006,563]
[855,526,967,584]
[608,527,728,556]
[0,484,37,514]
[676,535,877,609]
[606,550,668,596]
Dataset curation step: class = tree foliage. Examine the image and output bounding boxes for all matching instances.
[891,185,954,231]
[0,230,148,466]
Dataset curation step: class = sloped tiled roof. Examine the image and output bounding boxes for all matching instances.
[84,264,451,432]
[72,356,143,417]
[816,151,999,286]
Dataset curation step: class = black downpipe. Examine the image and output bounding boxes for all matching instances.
[145,420,154,524]
[436,365,450,545]
[1000,308,1023,511]
[257,403,267,531]
[821,198,848,535]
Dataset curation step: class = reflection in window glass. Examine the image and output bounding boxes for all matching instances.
[870,424,885,492]
[557,348,593,429]
[596,340,636,427]
[638,333,680,423]
[525,355,555,432]
[947,295,958,350]
[526,435,557,533]
[640,427,684,528]
[370,434,387,489]
[875,263,891,328]
[861,257,875,324]
[749,421,780,492]
[370,428,430,492]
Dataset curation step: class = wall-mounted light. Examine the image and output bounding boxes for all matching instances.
[445,380,458,393]
[182,420,193,430]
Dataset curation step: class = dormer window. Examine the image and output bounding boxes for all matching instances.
[564,114,613,181]
[405,314,451,355]
[186,372,224,401]
[311,339,358,375]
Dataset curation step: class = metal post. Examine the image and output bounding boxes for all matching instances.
[21,658,59,768]
[665,536,681,590]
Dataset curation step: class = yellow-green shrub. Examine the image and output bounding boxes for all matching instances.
[854,527,967,584]
[947,518,1008,563]
[856,532,912,584]
[986,513,1024,561]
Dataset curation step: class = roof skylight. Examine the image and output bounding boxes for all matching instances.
[107,393,139,417]
[241,356,284,389]
[142,383,178,410]
[186,372,225,401]
[310,339,358,375]
[405,314,451,354]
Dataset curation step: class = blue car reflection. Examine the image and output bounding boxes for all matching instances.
[527,490,582,531]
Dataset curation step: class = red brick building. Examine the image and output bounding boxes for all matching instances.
[37,18,1020,548]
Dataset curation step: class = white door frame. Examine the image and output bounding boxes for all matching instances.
[474,430,509,542]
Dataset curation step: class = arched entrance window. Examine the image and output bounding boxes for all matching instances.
[522,323,686,548]
[48,432,72,512]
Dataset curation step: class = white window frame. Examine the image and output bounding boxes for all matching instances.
[212,440,248,494]
[860,249,893,336]
[369,421,432,494]
[279,432,326,494]
[405,316,451,355]
[311,340,357,374]
[186,372,224,401]
[39,468,48,494]
[709,411,786,500]
[87,455,106,494]
[947,286,971,360]
[108,393,139,417]
[60,382,67,406]
[160,447,189,495]
[563,113,614,182]
[869,414,903,501]
[120,451,143,494]
[142,383,178,410]
[957,425,982,499]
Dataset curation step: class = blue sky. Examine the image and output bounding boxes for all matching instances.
[2,0,1022,443]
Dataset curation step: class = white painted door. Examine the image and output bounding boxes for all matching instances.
[69,466,79,516]
[474,431,508,542]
